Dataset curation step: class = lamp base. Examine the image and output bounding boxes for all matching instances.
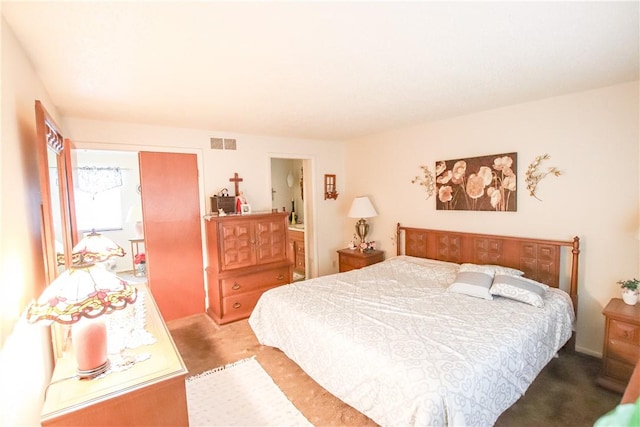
[72,318,109,380]
[77,359,110,379]
[355,218,369,244]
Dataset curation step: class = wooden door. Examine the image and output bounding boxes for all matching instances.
[139,152,205,321]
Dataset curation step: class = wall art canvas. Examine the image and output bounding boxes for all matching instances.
[435,152,517,211]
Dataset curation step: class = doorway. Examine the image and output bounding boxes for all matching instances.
[70,148,207,320]
[270,157,316,279]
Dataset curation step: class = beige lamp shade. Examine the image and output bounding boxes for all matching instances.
[348,197,378,219]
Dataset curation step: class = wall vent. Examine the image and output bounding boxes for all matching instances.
[210,137,237,150]
[210,138,223,150]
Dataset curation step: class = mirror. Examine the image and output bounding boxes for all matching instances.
[35,101,73,285]
[47,147,65,272]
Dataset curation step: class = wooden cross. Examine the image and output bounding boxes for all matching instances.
[229,172,243,196]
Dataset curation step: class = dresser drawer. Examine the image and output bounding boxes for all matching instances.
[610,320,640,345]
[221,289,264,323]
[220,266,290,296]
[221,285,285,323]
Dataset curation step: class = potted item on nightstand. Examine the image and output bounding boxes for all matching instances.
[617,278,639,305]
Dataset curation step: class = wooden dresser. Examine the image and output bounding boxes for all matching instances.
[205,212,293,324]
[288,228,305,276]
[41,284,188,426]
[596,298,640,393]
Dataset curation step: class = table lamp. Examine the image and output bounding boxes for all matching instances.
[27,263,137,379]
[28,231,134,379]
[126,204,144,238]
[72,230,125,264]
[347,196,378,244]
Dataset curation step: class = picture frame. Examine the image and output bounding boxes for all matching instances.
[435,152,517,212]
[240,203,252,215]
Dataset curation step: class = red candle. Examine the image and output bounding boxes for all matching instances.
[72,318,108,373]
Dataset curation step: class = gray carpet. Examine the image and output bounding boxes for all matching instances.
[168,314,622,426]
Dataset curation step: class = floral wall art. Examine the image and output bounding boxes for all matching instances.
[435,152,517,211]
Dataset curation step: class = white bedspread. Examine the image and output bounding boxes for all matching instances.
[249,256,575,426]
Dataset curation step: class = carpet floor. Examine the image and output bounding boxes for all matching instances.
[167,313,622,426]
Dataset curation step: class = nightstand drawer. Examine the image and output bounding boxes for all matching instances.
[610,320,640,344]
[339,254,367,270]
[604,357,636,382]
[607,338,640,364]
[337,249,385,273]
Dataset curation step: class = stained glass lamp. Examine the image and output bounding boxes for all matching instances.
[26,263,137,379]
[71,230,125,264]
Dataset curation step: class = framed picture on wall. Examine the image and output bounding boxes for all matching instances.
[240,204,252,215]
[435,152,517,211]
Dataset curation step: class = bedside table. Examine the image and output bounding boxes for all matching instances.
[596,298,640,393]
[337,248,384,272]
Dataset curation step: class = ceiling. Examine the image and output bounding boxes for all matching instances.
[2,1,638,141]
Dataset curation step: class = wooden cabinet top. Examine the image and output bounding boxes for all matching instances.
[41,284,187,423]
[337,248,385,259]
[603,298,640,323]
[204,211,289,222]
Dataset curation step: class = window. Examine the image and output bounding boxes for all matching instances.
[74,166,124,232]
[75,187,123,232]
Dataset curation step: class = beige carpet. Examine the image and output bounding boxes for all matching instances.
[168,313,622,427]
[168,314,375,426]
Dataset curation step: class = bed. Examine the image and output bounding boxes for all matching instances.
[249,225,580,426]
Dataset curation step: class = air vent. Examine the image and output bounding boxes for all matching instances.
[210,138,223,150]
[210,137,237,150]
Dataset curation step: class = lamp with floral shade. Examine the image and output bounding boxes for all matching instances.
[27,231,135,379]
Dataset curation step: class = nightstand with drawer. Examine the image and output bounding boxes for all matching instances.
[337,248,385,272]
[596,298,640,393]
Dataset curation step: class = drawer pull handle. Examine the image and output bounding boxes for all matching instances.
[232,283,241,290]
[233,302,241,309]
[276,274,285,280]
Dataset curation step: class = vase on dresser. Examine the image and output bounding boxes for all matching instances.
[622,289,638,305]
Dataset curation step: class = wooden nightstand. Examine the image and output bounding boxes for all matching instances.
[596,298,640,393]
[337,248,385,272]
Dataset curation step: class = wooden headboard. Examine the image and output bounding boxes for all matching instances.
[396,224,580,313]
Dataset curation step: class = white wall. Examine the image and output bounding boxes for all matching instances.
[344,81,640,356]
[0,15,59,426]
[63,119,347,277]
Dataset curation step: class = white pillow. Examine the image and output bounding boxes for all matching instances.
[482,265,524,277]
[490,274,547,308]
[459,263,497,275]
[448,270,495,300]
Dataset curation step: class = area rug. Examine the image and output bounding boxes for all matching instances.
[186,356,312,426]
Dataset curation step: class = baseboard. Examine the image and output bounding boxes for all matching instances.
[576,345,602,358]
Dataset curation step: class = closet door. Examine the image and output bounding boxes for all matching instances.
[139,152,205,321]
